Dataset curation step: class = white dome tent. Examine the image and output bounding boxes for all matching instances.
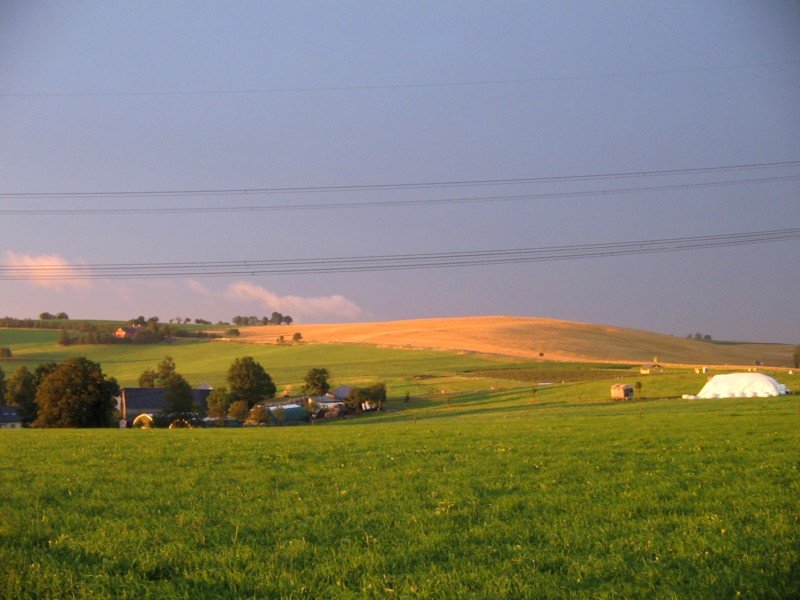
[694,373,789,399]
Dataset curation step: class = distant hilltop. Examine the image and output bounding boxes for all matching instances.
[237,315,795,367]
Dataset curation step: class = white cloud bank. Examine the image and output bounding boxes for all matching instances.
[2,251,90,290]
[226,281,366,322]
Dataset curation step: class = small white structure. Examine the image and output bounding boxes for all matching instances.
[695,373,789,399]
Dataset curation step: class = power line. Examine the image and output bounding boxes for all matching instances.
[0,174,797,216]
[2,160,798,200]
[2,59,797,99]
[2,229,796,280]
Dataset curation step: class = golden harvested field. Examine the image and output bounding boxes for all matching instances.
[237,316,794,367]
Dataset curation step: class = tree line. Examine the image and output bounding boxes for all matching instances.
[0,359,115,427]
[58,316,221,346]
[0,354,279,427]
[39,312,69,320]
[232,313,293,326]
[0,356,389,427]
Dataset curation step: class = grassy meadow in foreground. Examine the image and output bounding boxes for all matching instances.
[1,393,798,599]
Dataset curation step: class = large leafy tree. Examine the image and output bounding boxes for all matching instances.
[227,400,249,421]
[206,386,234,419]
[34,357,120,428]
[7,366,38,425]
[33,362,58,388]
[226,356,276,408]
[138,356,178,387]
[303,368,331,395]
[345,383,387,412]
[139,356,195,414]
[162,374,194,415]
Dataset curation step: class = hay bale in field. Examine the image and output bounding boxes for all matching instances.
[610,383,633,401]
[132,413,154,428]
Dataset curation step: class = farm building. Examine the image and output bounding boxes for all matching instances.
[329,385,353,400]
[639,363,663,375]
[117,387,211,422]
[610,384,633,401]
[268,403,309,425]
[0,405,22,428]
[694,373,789,398]
[312,395,345,410]
[114,327,139,339]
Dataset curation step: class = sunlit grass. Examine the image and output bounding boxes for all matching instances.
[1,394,798,598]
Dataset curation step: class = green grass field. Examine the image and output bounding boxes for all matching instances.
[1,328,798,598]
[2,389,799,598]
[0,328,513,389]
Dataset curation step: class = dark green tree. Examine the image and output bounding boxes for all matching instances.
[33,362,58,388]
[206,386,234,419]
[0,347,12,359]
[138,368,156,388]
[6,366,38,425]
[366,382,387,411]
[162,373,194,415]
[33,357,120,428]
[227,400,249,421]
[345,383,387,412]
[292,332,302,343]
[138,356,195,414]
[247,403,271,424]
[58,328,73,346]
[139,356,177,388]
[303,368,331,395]
[0,366,5,403]
[226,356,276,408]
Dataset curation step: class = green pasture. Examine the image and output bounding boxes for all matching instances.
[0,331,519,391]
[6,327,793,400]
[1,392,798,599]
[1,327,560,393]
[0,327,798,598]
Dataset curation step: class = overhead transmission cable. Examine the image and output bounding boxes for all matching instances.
[1,229,796,280]
[1,59,797,99]
[1,160,798,200]
[0,174,797,216]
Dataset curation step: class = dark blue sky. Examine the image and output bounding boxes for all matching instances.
[1,2,798,342]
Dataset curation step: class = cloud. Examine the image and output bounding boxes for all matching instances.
[185,279,216,297]
[226,281,366,322]
[2,251,90,290]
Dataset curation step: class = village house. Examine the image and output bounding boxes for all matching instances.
[114,326,139,339]
[0,405,23,428]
